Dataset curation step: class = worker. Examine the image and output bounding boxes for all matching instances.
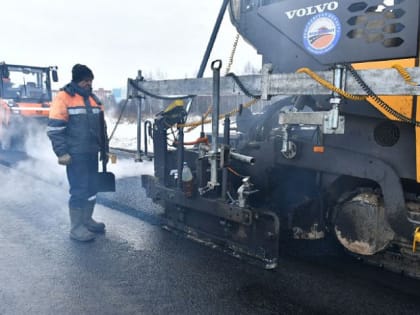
[47,64,108,242]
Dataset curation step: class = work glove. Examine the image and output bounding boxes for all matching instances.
[58,153,72,165]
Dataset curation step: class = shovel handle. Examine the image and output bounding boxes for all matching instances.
[102,157,107,172]
[99,110,109,173]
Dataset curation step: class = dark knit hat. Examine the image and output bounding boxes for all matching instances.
[72,64,94,83]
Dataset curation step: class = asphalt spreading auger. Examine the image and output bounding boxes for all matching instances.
[126,0,420,279]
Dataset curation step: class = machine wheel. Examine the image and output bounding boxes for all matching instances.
[332,188,395,256]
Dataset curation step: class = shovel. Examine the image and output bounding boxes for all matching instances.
[96,110,115,192]
[96,156,116,192]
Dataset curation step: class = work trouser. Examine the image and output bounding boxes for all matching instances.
[66,152,98,209]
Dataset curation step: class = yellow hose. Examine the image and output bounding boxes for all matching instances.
[392,64,419,86]
[180,63,417,130]
[296,67,366,101]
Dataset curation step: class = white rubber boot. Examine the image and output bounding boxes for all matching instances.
[69,208,95,242]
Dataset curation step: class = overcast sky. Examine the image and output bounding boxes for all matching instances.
[2,0,261,90]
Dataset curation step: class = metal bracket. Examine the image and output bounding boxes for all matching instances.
[261,63,273,100]
[279,110,345,134]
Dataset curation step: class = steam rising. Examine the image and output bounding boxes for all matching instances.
[18,122,68,187]
[15,119,155,184]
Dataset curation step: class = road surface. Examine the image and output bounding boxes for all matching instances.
[0,153,420,315]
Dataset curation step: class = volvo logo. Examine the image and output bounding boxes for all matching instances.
[285,1,339,20]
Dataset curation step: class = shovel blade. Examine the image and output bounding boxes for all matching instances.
[96,171,116,192]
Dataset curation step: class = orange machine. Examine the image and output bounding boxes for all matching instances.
[0,62,58,149]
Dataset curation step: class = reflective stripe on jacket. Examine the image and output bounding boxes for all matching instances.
[47,84,104,157]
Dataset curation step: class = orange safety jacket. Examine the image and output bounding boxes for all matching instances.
[47,83,106,157]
